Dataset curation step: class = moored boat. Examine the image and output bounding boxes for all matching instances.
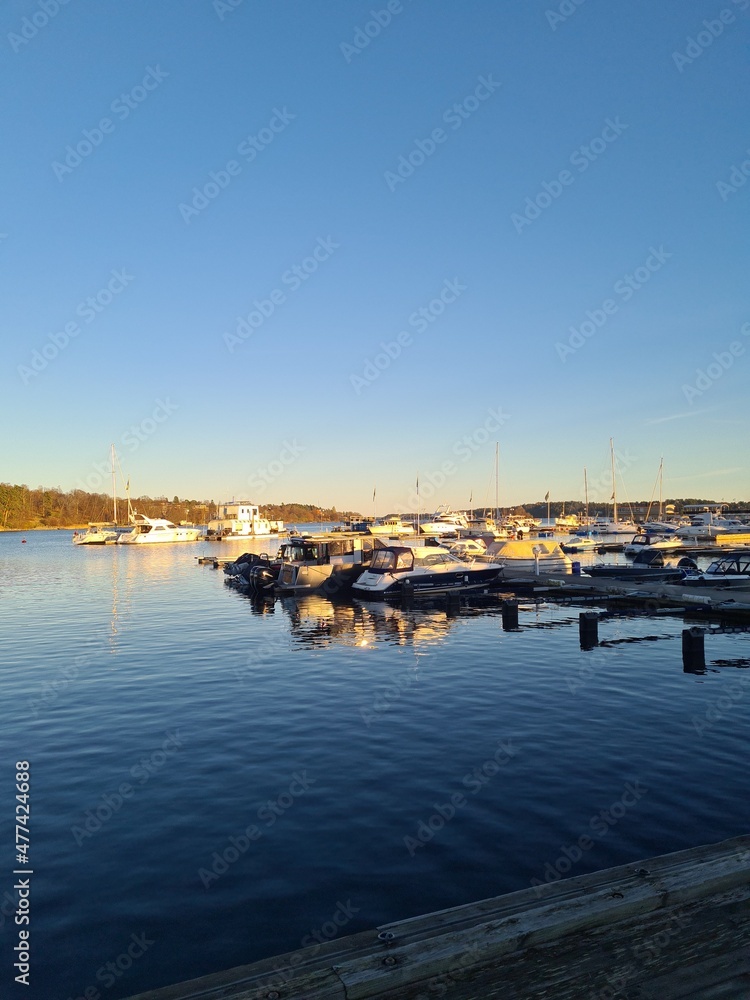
[352,545,501,600]
[72,523,118,545]
[116,513,201,544]
[622,533,683,555]
[484,539,572,573]
[368,515,415,537]
[682,551,750,589]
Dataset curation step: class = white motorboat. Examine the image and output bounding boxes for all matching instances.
[458,514,507,539]
[368,515,415,537]
[484,539,573,573]
[676,512,748,539]
[116,513,201,544]
[448,538,487,559]
[207,501,283,539]
[352,545,501,600]
[72,523,118,545]
[419,506,469,537]
[623,533,682,555]
[560,536,597,553]
[683,551,750,589]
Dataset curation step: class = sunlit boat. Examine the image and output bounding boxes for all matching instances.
[72,523,118,545]
[622,533,683,555]
[116,513,201,544]
[206,501,283,539]
[419,506,469,537]
[226,537,369,596]
[368,515,415,537]
[484,539,572,573]
[560,536,597,553]
[352,545,501,600]
[676,512,748,539]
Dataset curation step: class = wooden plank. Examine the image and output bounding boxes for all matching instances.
[122,836,750,1000]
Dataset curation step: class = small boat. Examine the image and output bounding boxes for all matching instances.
[352,545,501,600]
[585,550,696,581]
[484,538,573,573]
[206,501,283,539]
[560,536,597,553]
[448,538,487,559]
[682,551,750,589]
[419,506,469,537]
[622,533,683,555]
[368,516,415,537]
[116,513,201,544]
[73,523,118,545]
[228,537,369,595]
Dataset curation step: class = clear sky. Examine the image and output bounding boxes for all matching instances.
[2,0,748,513]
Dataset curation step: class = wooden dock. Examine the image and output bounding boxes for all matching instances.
[122,836,750,1000]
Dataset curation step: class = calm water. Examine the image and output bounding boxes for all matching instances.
[1,530,749,999]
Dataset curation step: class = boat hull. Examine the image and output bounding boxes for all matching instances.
[353,567,501,601]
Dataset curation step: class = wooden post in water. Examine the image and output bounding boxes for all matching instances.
[682,626,706,672]
[401,579,414,609]
[501,600,518,631]
[579,611,599,649]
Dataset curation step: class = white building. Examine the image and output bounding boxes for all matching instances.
[207,502,283,537]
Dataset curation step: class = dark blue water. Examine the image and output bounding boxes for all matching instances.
[1,531,748,999]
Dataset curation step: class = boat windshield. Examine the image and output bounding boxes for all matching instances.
[414,551,462,567]
[369,549,413,573]
[709,556,750,575]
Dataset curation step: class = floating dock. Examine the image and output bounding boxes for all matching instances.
[123,835,750,1000]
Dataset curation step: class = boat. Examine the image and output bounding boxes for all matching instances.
[585,549,697,580]
[483,539,572,573]
[560,536,597,553]
[682,551,750,589]
[419,506,469,537]
[227,537,370,595]
[72,523,118,545]
[116,513,202,544]
[448,538,488,559]
[458,513,508,539]
[352,545,501,600]
[622,533,683,555]
[206,501,283,539]
[502,515,540,539]
[368,515,415,537]
[676,512,748,540]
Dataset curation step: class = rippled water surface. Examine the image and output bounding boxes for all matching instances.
[1,530,749,999]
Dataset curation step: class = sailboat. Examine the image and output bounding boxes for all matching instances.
[590,439,638,535]
[73,445,120,545]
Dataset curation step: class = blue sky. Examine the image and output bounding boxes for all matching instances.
[2,0,748,513]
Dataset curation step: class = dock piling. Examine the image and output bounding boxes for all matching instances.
[682,626,706,672]
[501,600,519,631]
[400,579,414,609]
[579,611,599,649]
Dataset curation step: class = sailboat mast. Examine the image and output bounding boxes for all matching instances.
[495,442,499,521]
[610,438,618,523]
[584,467,589,521]
[658,457,663,520]
[111,444,118,524]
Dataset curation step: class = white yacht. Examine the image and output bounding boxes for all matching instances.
[368,516,415,537]
[72,523,118,545]
[484,539,573,573]
[419,506,469,537]
[207,501,283,538]
[676,512,747,539]
[623,533,682,555]
[352,545,502,600]
[117,513,201,544]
